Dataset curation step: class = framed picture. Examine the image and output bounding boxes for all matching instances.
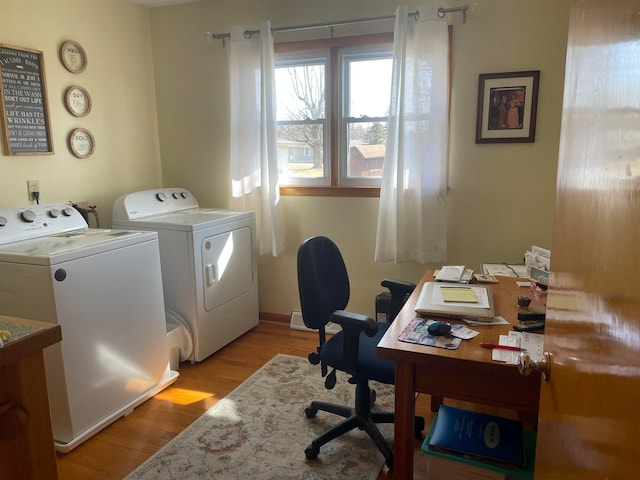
[475,70,540,144]
[0,44,54,155]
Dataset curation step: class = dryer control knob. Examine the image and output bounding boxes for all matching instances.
[0,216,7,227]
[156,192,167,202]
[48,208,60,218]
[62,207,75,216]
[180,191,189,199]
[172,192,180,199]
[21,210,36,222]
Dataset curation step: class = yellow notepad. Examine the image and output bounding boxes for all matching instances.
[440,287,478,303]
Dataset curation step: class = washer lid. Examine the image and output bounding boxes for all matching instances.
[114,208,255,232]
[0,228,157,265]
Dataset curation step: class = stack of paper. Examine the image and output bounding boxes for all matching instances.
[525,245,550,281]
[435,265,465,282]
[435,265,474,283]
[491,331,544,364]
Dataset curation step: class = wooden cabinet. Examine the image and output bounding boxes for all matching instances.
[0,315,61,480]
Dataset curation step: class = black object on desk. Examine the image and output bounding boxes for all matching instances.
[514,312,545,331]
[513,322,545,332]
[517,312,545,321]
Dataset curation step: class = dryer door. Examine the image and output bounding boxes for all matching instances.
[201,226,254,311]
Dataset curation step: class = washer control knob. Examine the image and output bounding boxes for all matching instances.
[62,207,75,216]
[21,210,36,222]
[156,192,167,202]
[180,191,189,199]
[0,216,7,227]
[172,192,180,199]
[48,208,60,218]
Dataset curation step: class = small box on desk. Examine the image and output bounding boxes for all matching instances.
[422,406,536,480]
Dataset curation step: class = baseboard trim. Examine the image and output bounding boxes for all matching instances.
[259,312,289,324]
[259,311,340,334]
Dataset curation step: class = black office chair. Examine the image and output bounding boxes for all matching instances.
[297,235,423,469]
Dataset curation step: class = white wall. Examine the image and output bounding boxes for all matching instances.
[149,0,571,318]
[0,0,162,220]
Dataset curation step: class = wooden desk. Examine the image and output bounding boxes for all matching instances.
[377,272,543,479]
[0,315,62,480]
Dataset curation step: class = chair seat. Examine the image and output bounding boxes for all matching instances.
[319,322,395,385]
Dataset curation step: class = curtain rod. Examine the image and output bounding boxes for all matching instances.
[206,4,473,46]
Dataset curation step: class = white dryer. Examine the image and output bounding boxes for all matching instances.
[0,203,177,452]
[112,188,259,362]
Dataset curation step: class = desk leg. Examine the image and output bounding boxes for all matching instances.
[393,360,414,479]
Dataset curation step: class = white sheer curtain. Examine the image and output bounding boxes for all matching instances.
[229,22,284,256]
[374,5,449,264]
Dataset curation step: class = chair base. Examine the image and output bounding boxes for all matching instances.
[304,380,424,470]
[304,400,395,469]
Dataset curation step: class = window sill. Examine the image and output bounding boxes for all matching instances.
[280,186,380,197]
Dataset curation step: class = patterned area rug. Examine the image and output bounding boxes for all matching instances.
[125,354,394,480]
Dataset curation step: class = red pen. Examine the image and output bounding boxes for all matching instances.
[480,343,522,352]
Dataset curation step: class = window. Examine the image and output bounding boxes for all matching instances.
[275,34,393,196]
[275,52,328,186]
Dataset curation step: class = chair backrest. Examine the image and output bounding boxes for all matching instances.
[297,236,350,330]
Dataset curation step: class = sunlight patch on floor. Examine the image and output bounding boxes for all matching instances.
[154,387,215,405]
[204,398,241,422]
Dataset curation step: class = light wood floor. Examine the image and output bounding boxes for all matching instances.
[55,321,434,479]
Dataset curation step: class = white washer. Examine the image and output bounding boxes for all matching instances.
[0,203,177,452]
[112,188,259,362]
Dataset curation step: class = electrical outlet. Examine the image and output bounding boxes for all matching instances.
[27,180,40,201]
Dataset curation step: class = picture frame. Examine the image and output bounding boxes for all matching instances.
[68,127,95,158]
[60,40,87,74]
[475,70,540,144]
[0,44,54,155]
[65,85,92,117]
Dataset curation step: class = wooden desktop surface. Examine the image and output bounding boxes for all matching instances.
[0,315,62,480]
[377,272,544,479]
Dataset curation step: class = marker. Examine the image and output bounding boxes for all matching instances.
[481,343,522,352]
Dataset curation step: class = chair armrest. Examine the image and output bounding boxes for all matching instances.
[329,310,377,376]
[380,278,416,322]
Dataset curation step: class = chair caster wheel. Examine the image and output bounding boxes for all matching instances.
[304,407,318,418]
[305,444,319,460]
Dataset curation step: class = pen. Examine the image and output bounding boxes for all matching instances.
[480,343,522,352]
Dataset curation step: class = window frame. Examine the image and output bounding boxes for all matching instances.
[275,33,394,197]
[275,50,331,187]
[338,45,393,187]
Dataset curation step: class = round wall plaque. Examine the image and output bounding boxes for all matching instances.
[65,86,92,117]
[68,128,95,158]
[60,40,87,74]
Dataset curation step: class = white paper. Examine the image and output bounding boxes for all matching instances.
[449,324,479,340]
[465,316,509,326]
[435,265,465,282]
[491,331,544,364]
[481,263,529,278]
